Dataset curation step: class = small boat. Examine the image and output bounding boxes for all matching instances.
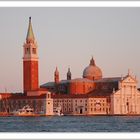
[14,105,38,117]
[53,106,64,116]
[55,111,64,116]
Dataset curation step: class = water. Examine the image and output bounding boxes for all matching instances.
[0,116,140,132]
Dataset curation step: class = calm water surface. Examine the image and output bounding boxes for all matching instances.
[0,116,140,132]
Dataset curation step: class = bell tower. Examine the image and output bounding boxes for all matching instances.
[54,67,59,83]
[23,17,39,93]
[67,68,72,80]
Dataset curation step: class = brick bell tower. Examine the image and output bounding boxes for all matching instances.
[23,17,39,94]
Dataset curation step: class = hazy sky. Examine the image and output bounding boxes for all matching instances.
[0,8,140,92]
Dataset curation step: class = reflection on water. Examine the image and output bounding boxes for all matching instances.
[0,116,140,132]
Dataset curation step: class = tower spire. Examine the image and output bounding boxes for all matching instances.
[67,67,72,80]
[26,17,35,42]
[54,67,59,83]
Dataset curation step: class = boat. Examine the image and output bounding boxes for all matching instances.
[13,105,38,117]
[53,106,64,116]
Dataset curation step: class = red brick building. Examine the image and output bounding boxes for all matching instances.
[23,17,39,93]
[41,57,102,95]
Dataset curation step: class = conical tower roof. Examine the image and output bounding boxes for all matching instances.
[55,67,59,75]
[26,17,35,41]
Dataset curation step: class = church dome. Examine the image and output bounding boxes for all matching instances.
[83,57,102,80]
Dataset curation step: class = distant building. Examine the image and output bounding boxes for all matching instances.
[0,17,140,116]
[0,17,53,116]
[0,91,53,116]
[51,74,140,115]
[41,57,100,95]
[23,17,39,94]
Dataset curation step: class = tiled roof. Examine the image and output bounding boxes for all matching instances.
[87,89,113,97]
[0,92,46,100]
[60,78,94,83]
[70,78,94,83]
[41,78,94,87]
[94,77,122,83]
[41,82,55,87]
[52,90,110,98]
[9,94,46,100]
[52,94,88,99]
[41,77,122,88]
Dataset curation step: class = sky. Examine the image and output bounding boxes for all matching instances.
[0,7,140,92]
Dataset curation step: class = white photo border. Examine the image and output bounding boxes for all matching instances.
[0,1,140,140]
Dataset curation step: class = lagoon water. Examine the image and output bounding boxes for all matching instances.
[0,116,140,132]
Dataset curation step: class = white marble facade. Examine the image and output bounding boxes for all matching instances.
[111,74,140,115]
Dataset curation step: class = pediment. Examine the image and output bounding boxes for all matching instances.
[122,75,136,83]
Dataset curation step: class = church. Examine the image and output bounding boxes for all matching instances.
[0,17,140,116]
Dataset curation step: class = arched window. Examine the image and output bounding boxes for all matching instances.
[25,48,30,54]
[32,48,36,54]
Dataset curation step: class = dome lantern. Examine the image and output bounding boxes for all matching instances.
[90,57,95,66]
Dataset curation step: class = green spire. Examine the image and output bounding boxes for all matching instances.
[26,17,35,41]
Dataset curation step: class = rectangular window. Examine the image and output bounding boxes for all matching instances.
[32,48,36,54]
[26,48,30,54]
